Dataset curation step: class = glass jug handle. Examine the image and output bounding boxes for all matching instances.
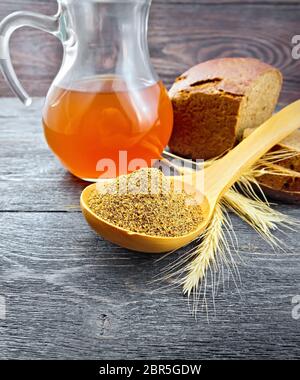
[0,7,62,106]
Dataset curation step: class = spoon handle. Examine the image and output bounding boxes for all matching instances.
[204,100,300,202]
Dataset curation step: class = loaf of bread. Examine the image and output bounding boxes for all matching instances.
[168,57,282,160]
[256,183,300,204]
[243,128,300,203]
[259,166,300,204]
[244,129,300,171]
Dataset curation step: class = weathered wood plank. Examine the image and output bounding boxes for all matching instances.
[0,98,94,211]
[0,0,299,105]
[0,211,299,359]
[149,2,300,106]
[0,211,300,359]
[0,103,85,212]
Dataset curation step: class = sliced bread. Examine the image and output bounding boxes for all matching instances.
[168,57,282,160]
[243,128,300,204]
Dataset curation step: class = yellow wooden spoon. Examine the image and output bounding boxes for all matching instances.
[81,100,300,253]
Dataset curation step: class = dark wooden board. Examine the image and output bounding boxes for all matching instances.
[0,210,299,360]
[0,0,299,106]
[0,98,299,359]
[0,0,300,360]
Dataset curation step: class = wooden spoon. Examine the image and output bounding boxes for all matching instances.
[81,100,300,253]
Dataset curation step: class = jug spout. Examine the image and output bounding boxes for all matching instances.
[57,0,157,88]
[0,0,155,105]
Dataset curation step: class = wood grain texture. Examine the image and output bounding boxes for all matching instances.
[0,0,299,106]
[0,98,299,359]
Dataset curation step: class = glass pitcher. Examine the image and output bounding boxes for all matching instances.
[0,0,173,181]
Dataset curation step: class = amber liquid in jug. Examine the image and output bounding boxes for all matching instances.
[0,0,174,180]
[43,76,173,180]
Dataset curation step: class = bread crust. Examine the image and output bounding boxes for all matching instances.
[169,57,282,160]
[243,128,300,203]
[169,57,282,98]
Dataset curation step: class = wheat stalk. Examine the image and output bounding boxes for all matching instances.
[223,188,296,248]
[182,203,225,297]
[182,203,236,316]
[161,148,300,314]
